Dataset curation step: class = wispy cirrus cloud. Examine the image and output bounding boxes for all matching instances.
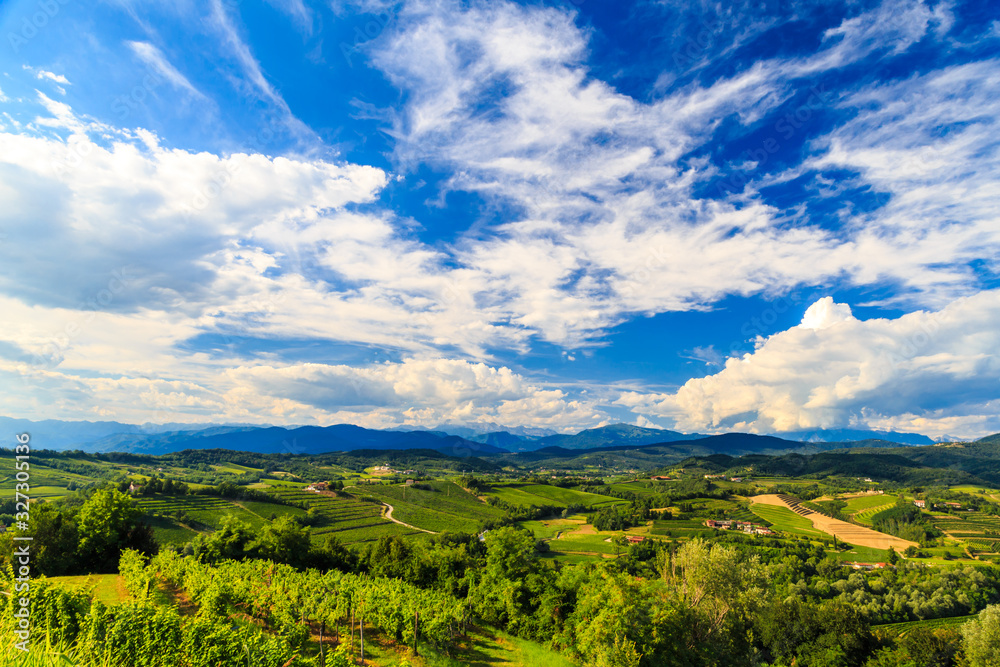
[207,0,316,143]
[126,41,209,101]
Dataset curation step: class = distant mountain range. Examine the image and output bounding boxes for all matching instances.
[774,428,936,445]
[440,423,940,451]
[0,416,974,458]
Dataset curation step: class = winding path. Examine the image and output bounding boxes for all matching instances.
[382,503,438,534]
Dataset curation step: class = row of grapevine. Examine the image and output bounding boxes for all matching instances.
[0,571,297,667]
[147,551,468,653]
[2,550,467,666]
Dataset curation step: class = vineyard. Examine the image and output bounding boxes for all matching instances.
[0,550,470,667]
[487,483,625,509]
[852,503,898,526]
[343,480,505,533]
[842,494,898,513]
[136,494,277,531]
[933,512,1000,555]
[265,487,425,544]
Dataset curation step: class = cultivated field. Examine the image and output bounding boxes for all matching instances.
[751,494,918,550]
[487,483,625,509]
[749,502,824,537]
[345,480,505,533]
[263,487,424,545]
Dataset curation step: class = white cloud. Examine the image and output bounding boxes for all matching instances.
[263,0,314,34]
[799,297,855,330]
[22,67,71,95]
[617,292,1000,439]
[0,343,601,430]
[800,58,1000,306]
[361,0,965,349]
[1,0,996,433]
[33,69,71,85]
[126,41,208,100]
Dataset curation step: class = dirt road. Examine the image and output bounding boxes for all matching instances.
[382,503,437,534]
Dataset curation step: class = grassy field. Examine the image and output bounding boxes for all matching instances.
[549,533,619,555]
[827,545,892,562]
[749,503,825,537]
[519,515,589,540]
[949,485,1000,500]
[607,482,662,497]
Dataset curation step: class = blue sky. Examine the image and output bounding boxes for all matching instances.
[0,0,998,438]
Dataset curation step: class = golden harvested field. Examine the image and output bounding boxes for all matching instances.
[751,494,918,550]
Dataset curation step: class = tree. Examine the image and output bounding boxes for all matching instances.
[962,604,1000,667]
[667,539,766,662]
[898,627,961,667]
[250,516,312,568]
[28,502,81,575]
[76,487,155,572]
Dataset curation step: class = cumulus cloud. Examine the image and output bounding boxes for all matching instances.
[0,345,601,430]
[617,292,1000,439]
[0,98,386,313]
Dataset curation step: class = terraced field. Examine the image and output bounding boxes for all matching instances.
[348,480,505,533]
[853,503,898,526]
[749,502,825,537]
[933,512,1000,554]
[843,494,898,514]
